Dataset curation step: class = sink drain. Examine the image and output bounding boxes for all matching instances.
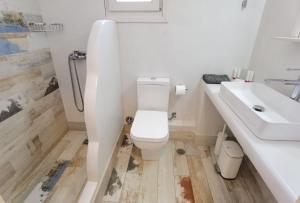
[253,105,265,112]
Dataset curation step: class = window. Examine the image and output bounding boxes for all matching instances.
[105,0,166,23]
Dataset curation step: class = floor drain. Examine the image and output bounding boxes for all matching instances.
[176,149,186,155]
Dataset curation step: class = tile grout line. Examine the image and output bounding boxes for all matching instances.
[200,148,217,202]
[119,142,134,203]
[201,149,215,202]
[171,140,177,203]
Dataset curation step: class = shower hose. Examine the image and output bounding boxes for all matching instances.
[68,54,84,112]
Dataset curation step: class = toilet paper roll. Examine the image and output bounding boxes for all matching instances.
[175,85,187,95]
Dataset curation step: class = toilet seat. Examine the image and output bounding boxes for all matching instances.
[131,110,169,143]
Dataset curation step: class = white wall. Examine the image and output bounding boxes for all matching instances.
[39,0,266,135]
[250,0,300,96]
[119,0,265,132]
[38,0,105,122]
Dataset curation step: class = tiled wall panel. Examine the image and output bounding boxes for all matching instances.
[0,0,68,201]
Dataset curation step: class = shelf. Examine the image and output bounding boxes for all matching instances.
[28,22,64,32]
[273,36,300,42]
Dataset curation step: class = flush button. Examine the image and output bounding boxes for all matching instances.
[150,77,156,80]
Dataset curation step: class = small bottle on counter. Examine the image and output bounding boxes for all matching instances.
[245,70,255,82]
[232,68,244,82]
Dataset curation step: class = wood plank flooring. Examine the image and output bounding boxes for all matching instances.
[103,139,277,203]
[14,131,88,203]
[158,142,175,203]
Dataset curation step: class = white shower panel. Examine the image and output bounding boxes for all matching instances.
[81,20,123,202]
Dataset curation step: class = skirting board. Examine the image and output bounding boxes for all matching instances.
[169,122,197,140]
[170,130,195,140]
[69,123,215,142]
[194,135,217,146]
[170,130,217,146]
[68,122,86,131]
[169,119,219,146]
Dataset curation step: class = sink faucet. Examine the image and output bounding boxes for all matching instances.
[265,68,300,101]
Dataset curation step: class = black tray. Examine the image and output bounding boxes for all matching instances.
[202,74,230,84]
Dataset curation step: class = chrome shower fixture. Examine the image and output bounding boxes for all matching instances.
[68,50,86,112]
[69,51,86,60]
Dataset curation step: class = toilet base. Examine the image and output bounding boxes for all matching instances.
[141,149,161,160]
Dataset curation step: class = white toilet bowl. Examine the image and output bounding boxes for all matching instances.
[131,110,169,160]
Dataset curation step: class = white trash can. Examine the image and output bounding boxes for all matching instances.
[217,141,244,179]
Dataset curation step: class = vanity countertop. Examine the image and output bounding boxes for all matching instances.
[202,80,300,203]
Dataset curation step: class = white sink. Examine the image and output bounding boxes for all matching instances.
[219,82,300,141]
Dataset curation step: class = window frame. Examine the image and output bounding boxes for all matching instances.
[107,0,161,12]
[104,0,167,23]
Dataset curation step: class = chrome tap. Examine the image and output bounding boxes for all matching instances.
[265,68,300,101]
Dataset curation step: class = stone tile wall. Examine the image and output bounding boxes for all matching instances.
[0,1,68,201]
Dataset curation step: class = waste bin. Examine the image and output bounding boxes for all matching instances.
[217,141,244,179]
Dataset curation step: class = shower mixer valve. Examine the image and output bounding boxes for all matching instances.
[68,50,86,112]
[70,50,86,60]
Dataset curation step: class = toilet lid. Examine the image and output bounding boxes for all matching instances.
[131,110,169,142]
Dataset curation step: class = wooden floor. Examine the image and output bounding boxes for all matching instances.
[12,129,277,203]
[13,131,87,203]
[103,136,277,203]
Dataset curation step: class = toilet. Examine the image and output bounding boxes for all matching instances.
[131,77,170,160]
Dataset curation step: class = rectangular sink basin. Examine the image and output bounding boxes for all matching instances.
[220,82,300,141]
